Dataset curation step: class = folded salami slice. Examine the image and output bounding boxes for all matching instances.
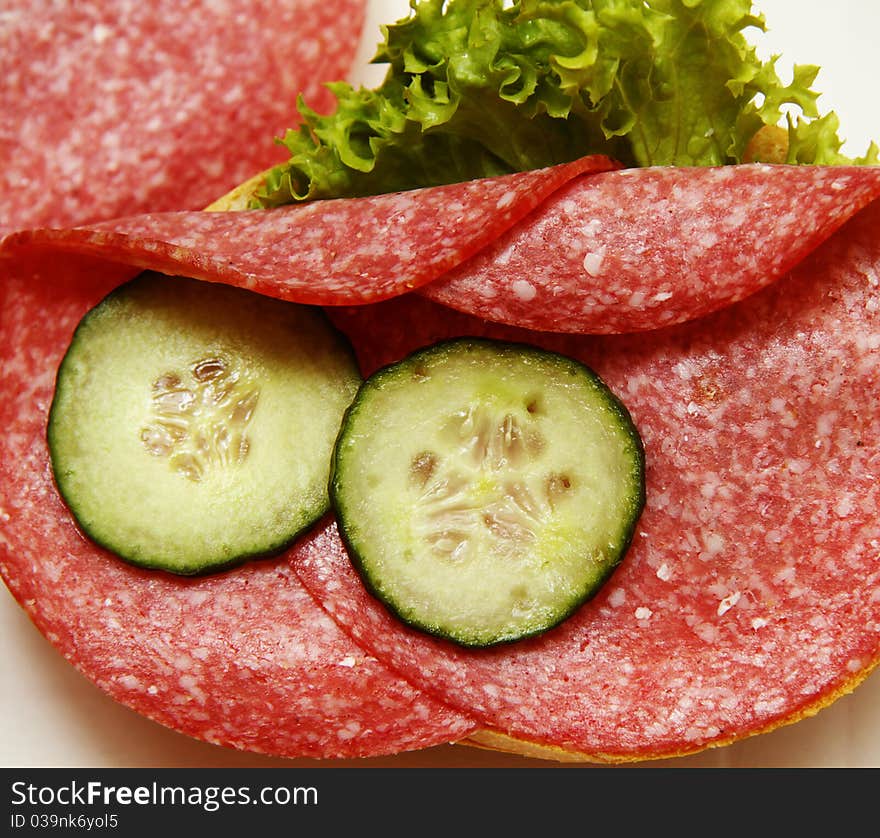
[0,0,366,233]
[0,267,476,758]
[4,163,878,337]
[299,200,880,760]
[0,157,614,305]
[420,164,880,333]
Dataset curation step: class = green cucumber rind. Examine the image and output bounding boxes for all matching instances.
[47,273,361,577]
[330,336,646,648]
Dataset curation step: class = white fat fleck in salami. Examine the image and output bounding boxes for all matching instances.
[420,165,880,334]
[0,269,476,758]
[308,199,880,759]
[0,0,366,232]
[0,158,615,305]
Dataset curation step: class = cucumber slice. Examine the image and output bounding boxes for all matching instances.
[331,338,646,648]
[48,272,361,575]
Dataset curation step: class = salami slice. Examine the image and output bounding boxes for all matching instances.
[0,266,476,759]
[4,163,878,337]
[0,157,614,305]
[0,0,366,233]
[3,161,880,762]
[298,200,880,760]
[420,164,880,334]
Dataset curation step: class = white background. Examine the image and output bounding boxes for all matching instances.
[2,0,879,768]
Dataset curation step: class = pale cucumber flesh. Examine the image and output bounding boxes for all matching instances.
[48,273,361,575]
[331,338,645,647]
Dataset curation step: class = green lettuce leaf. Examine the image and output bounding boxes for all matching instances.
[258,0,877,207]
